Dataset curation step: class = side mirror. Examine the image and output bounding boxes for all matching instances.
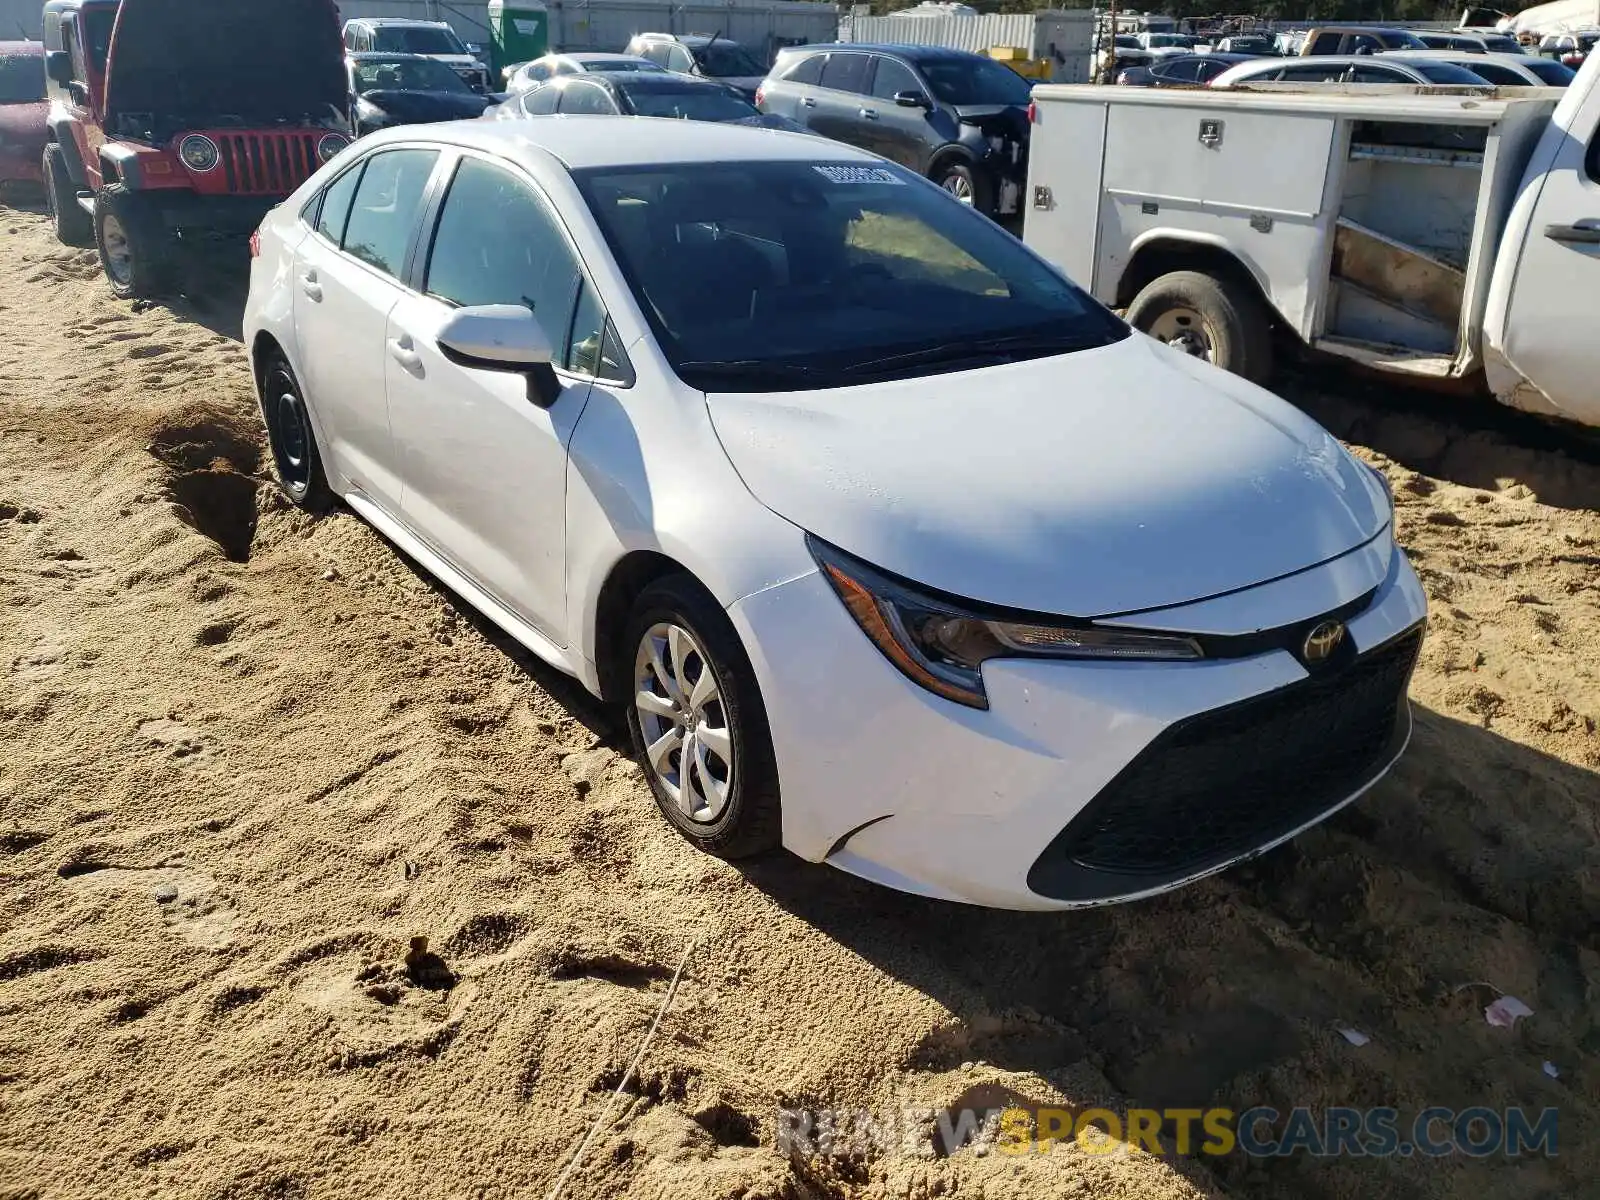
[893,89,931,109]
[436,304,562,407]
[46,50,74,86]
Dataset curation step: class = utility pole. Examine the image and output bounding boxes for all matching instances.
[1101,0,1120,84]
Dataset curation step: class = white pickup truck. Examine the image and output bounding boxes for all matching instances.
[1021,57,1600,428]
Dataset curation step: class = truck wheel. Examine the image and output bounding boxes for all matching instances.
[94,184,173,300]
[43,145,93,247]
[932,160,992,213]
[1127,270,1274,384]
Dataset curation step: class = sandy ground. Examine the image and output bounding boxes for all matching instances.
[0,205,1595,1200]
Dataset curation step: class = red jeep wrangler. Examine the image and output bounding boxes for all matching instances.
[41,0,351,298]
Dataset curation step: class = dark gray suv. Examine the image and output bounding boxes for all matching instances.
[755,43,1032,217]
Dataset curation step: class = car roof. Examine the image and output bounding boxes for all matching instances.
[360,115,876,172]
[778,41,985,61]
[1211,54,1427,81]
[349,52,437,61]
[351,17,451,26]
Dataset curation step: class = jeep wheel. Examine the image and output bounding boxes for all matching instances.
[94,184,173,300]
[43,146,93,248]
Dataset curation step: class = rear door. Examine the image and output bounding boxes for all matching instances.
[1490,80,1600,425]
[766,51,826,123]
[291,146,440,512]
[809,51,875,148]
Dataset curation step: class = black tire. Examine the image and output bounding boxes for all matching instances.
[93,183,173,300]
[43,145,93,247]
[260,354,333,512]
[1125,269,1274,384]
[623,574,781,860]
[930,158,993,214]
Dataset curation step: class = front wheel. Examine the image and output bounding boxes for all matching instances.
[623,575,781,860]
[1125,269,1274,384]
[931,160,992,213]
[94,183,173,300]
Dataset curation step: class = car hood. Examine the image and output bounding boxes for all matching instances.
[361,89,492,120]
[704,336,1389,618]
[716,75,766,94]
[0,101,47,142]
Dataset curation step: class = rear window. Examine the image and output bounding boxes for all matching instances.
[623,84,754,121]
[0,54,44,103]
[1526,59,1576,85]
[572,160,1127,391]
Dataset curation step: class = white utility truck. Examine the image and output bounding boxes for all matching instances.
[1022,59,1600,428]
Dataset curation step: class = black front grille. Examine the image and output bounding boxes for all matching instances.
[1027,627,1423,901]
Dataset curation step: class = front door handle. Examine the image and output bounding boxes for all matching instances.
[859,107,879,120]
[800,96,816,108]
[299,271,322,301]
[1544,221,1600,245]
[387,334,423,373]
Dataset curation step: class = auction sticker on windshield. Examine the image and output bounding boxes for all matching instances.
[813,165,905,185]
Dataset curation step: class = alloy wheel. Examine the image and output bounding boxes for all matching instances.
[941,172,975,204]
[633,621,735,824]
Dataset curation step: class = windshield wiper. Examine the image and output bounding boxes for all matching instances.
[843,331,1105,377]
[677,359,822,380]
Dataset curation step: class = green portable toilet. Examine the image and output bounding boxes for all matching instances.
[487,0,549,76]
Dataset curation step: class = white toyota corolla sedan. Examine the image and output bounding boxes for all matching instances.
[244,118,1427,910]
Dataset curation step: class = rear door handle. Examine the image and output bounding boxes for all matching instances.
[387,335,423,373]
[299,271,322,301]
[1543,221,1600,245]
[859,107,879,120]
[800,97,816,108]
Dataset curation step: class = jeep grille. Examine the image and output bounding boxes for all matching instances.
[217,132,323,195]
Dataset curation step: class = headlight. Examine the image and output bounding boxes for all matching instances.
[178,133,220,172]
[809,536,1203,710]
[317,132,351,163]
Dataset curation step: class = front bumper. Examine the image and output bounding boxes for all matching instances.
[149,193,282,239]
[728,541,1427,910]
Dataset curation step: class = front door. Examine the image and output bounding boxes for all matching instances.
[291,147,440,511]
[1491,83,1600,427]
[864,55,933,171]
[385,153,598,640]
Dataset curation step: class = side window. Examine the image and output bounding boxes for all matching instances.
[1282,64,1342,82]
[1467,62,1521,85]
[1349,65,1404,83]
[343,27,356,49]
[1161,59,1205,82]
[567,281,634,384]
[61,20,83,80]
[312,160,365,244]
[521,86,559,115]
[820,52,871,95]
[424,157,582,355]
[666,45,694,73]
[559,82,615,114]
[1306,32,1338,54]
[341,149,439,279]
[1347,34,1381,55]
[525,62,552,82]
[784,53,825,85]
[869,57,921,100]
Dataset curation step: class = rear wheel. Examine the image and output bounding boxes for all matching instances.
[1126,269,1274,384]
[94,183,173,300]
[623,574,781,860]
[260,354,332,512]
[43,145,93,247]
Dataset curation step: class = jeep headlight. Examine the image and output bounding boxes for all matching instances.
[178,133,220,172]
[809,536,1202,710]
[317,132,352,163]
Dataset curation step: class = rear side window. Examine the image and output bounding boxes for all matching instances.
[1464,62,1524,85]
[424,157,582,351]
[783,53,825,85]
[665,45,694,72]
[312,162,363,244]
[1281,64,1345,82]
[341,148,439,279]
[820,52,871,95]
[521,86,559,115]
[1306,32,1339,54]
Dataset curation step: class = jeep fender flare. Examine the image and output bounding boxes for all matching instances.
[99,143,150,191]
[46,118,88,189]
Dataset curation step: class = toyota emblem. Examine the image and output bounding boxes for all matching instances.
[1302,620,1346,665]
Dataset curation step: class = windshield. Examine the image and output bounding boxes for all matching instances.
[1114,36,1141,49]
[1227,37,1273,51]
[373,26,466,55]
[0,54,44,103]
[693,43,766,76]
[1525,58,1577,84]
[573,160,1127,391]
[1413,61,1494,83]
[1145,34,1197,48]
[919,57,1032,106]
[356,57,471,93]
[624,85,755,121]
